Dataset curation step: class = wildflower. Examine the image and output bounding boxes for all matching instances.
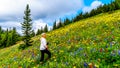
[105,45,108,48]
[73,66,76,68]
[110,42,113,48]
[78,48,83,51]
[97,58,101,62]
[100,48,102,52]
[60,50,64,53]
[54,59,56,62]
[94,64,99,68]
[88,63,93,68]
[84,62,88,67]
[113,64,119,67]
[118,50,120,55]
[31,52,35,59]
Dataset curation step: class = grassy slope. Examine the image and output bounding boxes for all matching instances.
[0,10,120,68]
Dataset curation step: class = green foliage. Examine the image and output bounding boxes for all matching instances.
[21,4,33,48]
[18,44,26,50]
[31,30,35,37]
[53,21,57,30]
[0,27,20,48]
[44,24,48,32]
[56,20,63,29]
[36,27,44,35]
[52,0,120,32]
[64,18,71,25]
[1,10,120,68]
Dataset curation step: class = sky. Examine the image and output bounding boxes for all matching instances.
[0,0,112,34]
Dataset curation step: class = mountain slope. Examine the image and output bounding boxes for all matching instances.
[0,10,120,68]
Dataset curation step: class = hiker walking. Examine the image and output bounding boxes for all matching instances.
[40,33,51,62]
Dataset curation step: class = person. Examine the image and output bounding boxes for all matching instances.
[40,33,51,62]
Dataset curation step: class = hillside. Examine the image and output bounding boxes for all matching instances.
[0,10,120,68]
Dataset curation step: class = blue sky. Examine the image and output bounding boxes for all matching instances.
[0,0,112,34]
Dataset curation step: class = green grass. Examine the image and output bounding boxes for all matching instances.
[0,10,120,68]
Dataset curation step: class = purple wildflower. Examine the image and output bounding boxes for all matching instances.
[106,45,108,48]
[84,62,88,67]
[78,48,83,51]
[118,50,120,55]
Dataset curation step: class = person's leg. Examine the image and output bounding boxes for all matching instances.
[40,50,44,62]
[45,49,51,59]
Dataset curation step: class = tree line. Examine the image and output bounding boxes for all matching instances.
[15,0,120,49]
[0,0,120,49]
[0,27,20,48]
[52,0,120,30]
[35,0,120,35]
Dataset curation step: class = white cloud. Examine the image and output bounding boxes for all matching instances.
[0,19,53,35]
[0,0,84,34]
[0,0,84,21]
[82,1,103,13]
[0,21,22,34]
[33,19,52,33]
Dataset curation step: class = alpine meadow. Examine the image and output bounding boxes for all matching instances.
[0,0,120,68]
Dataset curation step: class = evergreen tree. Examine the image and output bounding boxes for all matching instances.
[3,29,9,47]
[36,27,44,35]
[115,0,120,8]
[113,1,120,10]
[57,20,63,28]
[53,21,56,30]
[31,30,35,37]
[11,27,19,44]
[21,4,32,47]
[44,24,48,32]
[41,27,44,33]
[6,33,11,47]
[36,29,41,35]
[64,18,71,25]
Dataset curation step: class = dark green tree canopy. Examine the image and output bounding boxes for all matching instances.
[21,4,33,47]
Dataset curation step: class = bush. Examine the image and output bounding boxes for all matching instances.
[18,44,26,50]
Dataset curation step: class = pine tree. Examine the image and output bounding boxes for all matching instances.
[64,18,71,25]
[41,27,44,33]
[3,29,9,47]
[44,24,48,32]
[57,20,63,28]
[36,29,40,35]
[11,27,19,44]
[6,34,11,47]
[53,21,56,30]
[115,0,120,8]
[21,4,32,47]
[31,30,35,37]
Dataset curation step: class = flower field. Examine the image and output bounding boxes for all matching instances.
[0,10,120,68]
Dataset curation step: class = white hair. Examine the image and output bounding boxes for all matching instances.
[41,33,46,36]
